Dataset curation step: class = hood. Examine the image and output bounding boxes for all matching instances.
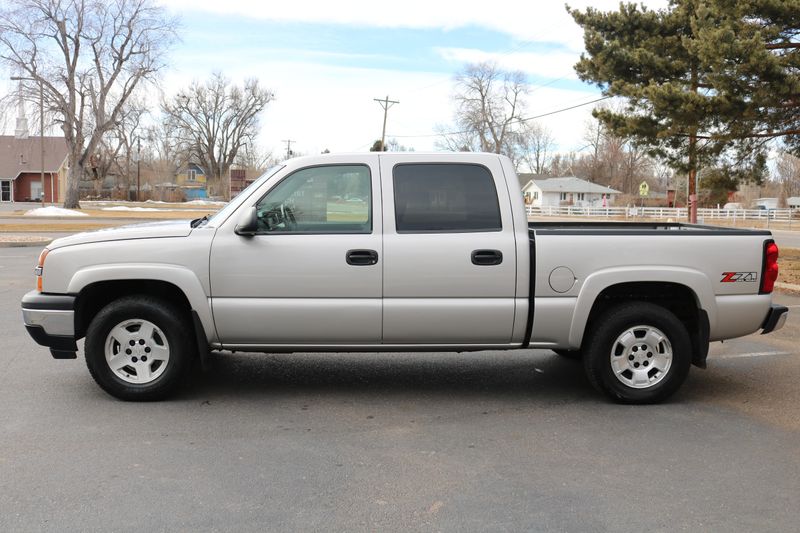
[48,219,194,249]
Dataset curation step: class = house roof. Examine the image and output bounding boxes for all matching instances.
[527,176,621,195]
[181,162,205,173]
[0,135,68,180]
[516,172,550,190]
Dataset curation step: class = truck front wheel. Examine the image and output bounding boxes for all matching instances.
[583,302,691,404]
[84,296,192,401]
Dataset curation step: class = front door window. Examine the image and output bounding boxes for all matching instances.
[255,165,371,234]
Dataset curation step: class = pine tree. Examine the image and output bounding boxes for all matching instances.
[568,0,799,221]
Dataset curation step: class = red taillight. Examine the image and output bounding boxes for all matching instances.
[760,241,779,294]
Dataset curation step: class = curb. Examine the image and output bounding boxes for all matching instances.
[775,281,800,294]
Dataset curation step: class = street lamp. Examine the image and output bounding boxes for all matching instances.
[11,76,45,206]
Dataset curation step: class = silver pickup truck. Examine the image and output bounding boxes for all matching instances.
[21,153,788,403]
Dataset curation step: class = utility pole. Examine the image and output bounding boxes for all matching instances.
[373,96,399,151]
[40,79,45,206]
[282,139,295,160]
[136,137,141,202]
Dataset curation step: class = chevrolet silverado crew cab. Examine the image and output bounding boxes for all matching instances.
[21,153,788,403]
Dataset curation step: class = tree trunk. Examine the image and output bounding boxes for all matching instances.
[63,151,82,209]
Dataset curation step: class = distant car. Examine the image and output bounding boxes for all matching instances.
[723,202,743,210]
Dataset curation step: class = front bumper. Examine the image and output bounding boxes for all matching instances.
[761,304,788,335]
[21,290,78,359]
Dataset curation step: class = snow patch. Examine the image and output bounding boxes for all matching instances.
[186,199,226,206]
[24,206,89,217]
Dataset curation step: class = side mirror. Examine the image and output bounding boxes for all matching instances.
[234,206,258,236]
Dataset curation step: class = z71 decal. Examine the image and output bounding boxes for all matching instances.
[721,272,758,283]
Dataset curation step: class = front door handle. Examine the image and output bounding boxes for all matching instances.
[346,249,379,266]
[471,249,503,266]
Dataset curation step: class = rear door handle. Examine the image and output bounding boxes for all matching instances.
[471,249,503,266]
[346,249,379,266]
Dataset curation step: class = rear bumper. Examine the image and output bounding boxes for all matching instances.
[761,304,788,335]
[21,291,78,359]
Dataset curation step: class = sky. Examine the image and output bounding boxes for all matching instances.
[4,0,667,161]
[153,0,671,159]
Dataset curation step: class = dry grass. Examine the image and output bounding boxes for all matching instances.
[2,209,212,219]
[779,247,800,286]
[0,223,128,232]
[78,209,211,219]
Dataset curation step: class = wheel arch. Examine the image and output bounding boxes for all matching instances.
[570,269,714,368]
[69,264,215,346]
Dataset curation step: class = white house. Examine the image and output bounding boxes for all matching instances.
[788,197,800,209]
[520,176,621,208]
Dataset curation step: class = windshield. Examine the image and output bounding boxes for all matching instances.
[205,165,284,227]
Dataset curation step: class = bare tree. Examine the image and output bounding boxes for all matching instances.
[518,122,554,174]
[582,116,605,183]
[234,143,275,176]
[567,111,658,195]
[435,124,479,152]
[162,73,274,199]
[386,138,413,152]
[0,0,177,208]
[95,98,148,190]
[439,62,528,165]
[547,152,577,177]
[776,151,800,200]
[145,117,189,184]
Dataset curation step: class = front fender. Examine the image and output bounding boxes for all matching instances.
[568,265,715,348]
[67,263,215,342]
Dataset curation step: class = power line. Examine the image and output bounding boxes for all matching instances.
[388,95,613,139]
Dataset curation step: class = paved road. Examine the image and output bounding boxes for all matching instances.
[771,229,800,249]
[1,246,799,531]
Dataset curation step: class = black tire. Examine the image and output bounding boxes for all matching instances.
[85,296,193,401]
[583,302,691,404]
[552,349,583,360]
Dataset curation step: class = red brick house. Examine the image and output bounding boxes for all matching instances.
[0,136,69,203]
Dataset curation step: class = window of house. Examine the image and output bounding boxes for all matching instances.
[255,165,371,234]
[577,193,585,201]
[393,164,502,233]
[533,191,539,200]
[560,192,567,201]
[188,169,197,181]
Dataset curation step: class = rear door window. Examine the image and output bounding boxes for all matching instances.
[393,164,502,233]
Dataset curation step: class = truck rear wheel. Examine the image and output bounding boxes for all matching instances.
[85,296,192,401]
[583,302,691,404]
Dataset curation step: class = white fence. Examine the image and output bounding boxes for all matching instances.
[526,205,797,222]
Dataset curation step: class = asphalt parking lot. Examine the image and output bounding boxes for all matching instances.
[1,245,799,532]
